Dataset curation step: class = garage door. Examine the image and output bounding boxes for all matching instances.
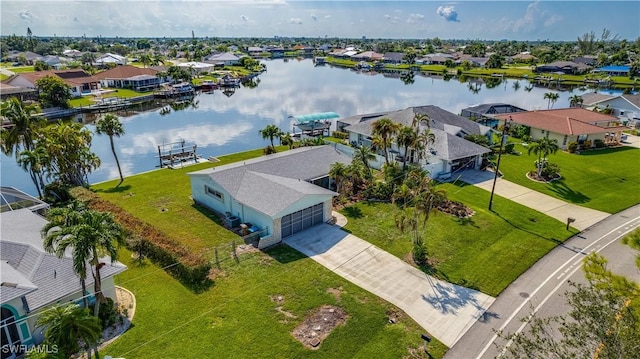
[280,203,324,238]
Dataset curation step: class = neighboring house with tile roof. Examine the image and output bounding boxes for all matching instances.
[188,146,350,248]
[1,209,126,354]
[3,70,100,97]
[581,93,640,127]
[93,65,162,91]
[496,108,625,149]
[340,105,492,178]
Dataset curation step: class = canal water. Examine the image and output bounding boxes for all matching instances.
[2,59,595,196]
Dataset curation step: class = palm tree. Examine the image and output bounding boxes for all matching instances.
[544,92,560,109]
[353,145,376,180]
[0,97,43,157]
[43,205,126,314]
[396,126,417,169]
[329,162,348,195]
[569,94,584,108]
[371,118,401,165]
[17,146,48,198]
[35,303,102,358]
[95,113,126,186]
[138,52,153,68]
[527,137,560,177]
[279,132,294,149]
[258,124,282,150]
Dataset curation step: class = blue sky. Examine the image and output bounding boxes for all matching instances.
[1,1,638,41]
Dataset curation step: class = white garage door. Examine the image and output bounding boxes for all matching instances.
[280,203,324,238]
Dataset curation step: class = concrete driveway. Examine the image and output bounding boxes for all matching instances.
[622,133,640,149]
[455,170,610,230]
[284,223,495,347]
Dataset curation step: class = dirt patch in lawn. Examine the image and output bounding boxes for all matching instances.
[292,305,348,349]
[326,286,344,301]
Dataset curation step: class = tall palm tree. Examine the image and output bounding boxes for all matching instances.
[258,124,282,150]
[329,162,348,195]
[43,206,126,314]
[17,146,48,198]
[416,129,436,164]
[396,126,417,169]
[138,52,153,68]
[544,92,560,109]
[353,145,376,180]
[371,117,401,165]
[569,94,584,108]
[0,97,43,157]
[35,303,102,358]
[95,113,126,186]
[527,137,560,176]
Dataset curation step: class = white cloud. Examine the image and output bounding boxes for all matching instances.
[384,14,400,23]
[310,13,317,21]
[19,9,34,22]
[407,13,424,23]
[324,15,331,19]
[437,5,459,22]
[288,17,302,24]
[508,1,563,35]
[240,15,249,21]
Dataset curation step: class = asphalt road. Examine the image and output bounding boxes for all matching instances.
[445,204,640,359]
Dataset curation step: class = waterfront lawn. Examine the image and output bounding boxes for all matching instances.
[341,183,577,297]
[499,144,640,213]
[103,247,445,358]
[69,88,154,108]
[91,146,289,251]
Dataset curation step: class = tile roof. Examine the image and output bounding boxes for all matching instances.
[8,70,99,87]
[190,146,350,217]
[93,65,158,80]
[496,108,615,135]
[1,209,127,310]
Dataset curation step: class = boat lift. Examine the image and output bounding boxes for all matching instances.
[157,140,199,168]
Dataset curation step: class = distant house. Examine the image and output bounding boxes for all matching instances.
[94,52,128,66]
[5,51,42,65]
[351,51,384,61]
[188,146,349,248]
[382,52,405,64]
[511,53,537,63]
[204,52,241,66]
[419,53,454,65]
[265,46,285,58]
[593,65,630,77]
[496,108,624,149]
[461,103,527,128]
[177,61,215,74]
[1,208,126,357]
[93,65,161,91]
[3,69,100,97]
[0,83,37,101]
[573,56,597,67]
[534,61,591,75]
[340,105,492,179]
[582,93,640,127]
[247,46,264,57]
[62,49,83,58]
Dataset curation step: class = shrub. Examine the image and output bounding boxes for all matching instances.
[412,243,428,264]
[263,146,276,155]
[582,139,592,149]
[70,187,212,291]
[541,162,561,179]
[594,139,605,148]
[98,297,118,328]
[568,142,578,153]
[332,131,349,139]
[504,143,515,154]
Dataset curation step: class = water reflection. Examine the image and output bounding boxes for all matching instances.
[2,58,602,195]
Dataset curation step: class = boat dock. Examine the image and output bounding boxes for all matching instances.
[157,140,200,168]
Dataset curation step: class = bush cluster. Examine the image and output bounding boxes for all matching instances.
[70,187,212,292]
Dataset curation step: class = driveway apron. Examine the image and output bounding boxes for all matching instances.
[284,223,495,347]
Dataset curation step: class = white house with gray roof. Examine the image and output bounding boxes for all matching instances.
[188,146,351,248]
[581,93,640,128]
[1,209,126,356]
[340,105,492,179]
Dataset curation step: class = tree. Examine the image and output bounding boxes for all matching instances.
[527,137,559,177]
[0,97,43,157]
[372,118,401,165]
[396,126,418,169]
[36,122,101,186]
[36,75,72,109]
[80,52,96,65]
[486,53,505,69]
[543,92,560,109]
[353,145,376,180]
[33,60,51,71]
[17,146,48,198]
[569,94,584,108]
[95,113,126,186]
[498,251,640,359]
[138,52,153,68]
[258,124,282,151]
[42,206,126,312]
[329,162,348,195]
[279,132,294,149]
[35,304,102,358]
[26,27,33,51]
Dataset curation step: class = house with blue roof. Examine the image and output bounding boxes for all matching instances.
[594,65,630,77]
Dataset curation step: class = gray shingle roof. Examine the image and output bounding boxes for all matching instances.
[462,103,527,116]
[1,209,127,310]
[189,146,350,218]
[430,128,491,160]
[581,92,614,106]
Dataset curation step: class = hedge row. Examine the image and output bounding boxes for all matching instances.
[70,187,212,291]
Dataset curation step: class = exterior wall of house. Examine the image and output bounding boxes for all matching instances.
[529,127,606,149]
[2,299,34,348]
[597,97,640,120]
[323,199,333,222]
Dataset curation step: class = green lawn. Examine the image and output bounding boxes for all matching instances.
[499,144,640,213]
[103,246,445,358]
[341,183,578,297]
[91,146,289,251]
[69,88,155,108]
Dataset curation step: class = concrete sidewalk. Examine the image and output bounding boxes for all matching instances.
[454,170,610,231]
[285,224,495,347]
